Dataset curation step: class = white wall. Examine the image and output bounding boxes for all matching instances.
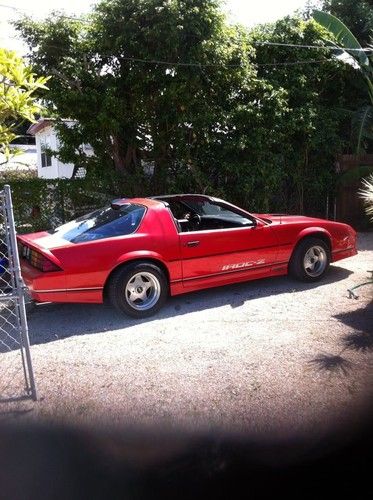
[36,125,75,179]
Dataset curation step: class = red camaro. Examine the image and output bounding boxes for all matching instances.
[18,194,357,318]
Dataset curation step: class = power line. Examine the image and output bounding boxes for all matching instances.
[104,55,331,68]
[2,38,336,68]
[11,40,333,68]
[253,40,373,53]
[0,32,341,68]
[66,53,325,68]
[257,59,330,67]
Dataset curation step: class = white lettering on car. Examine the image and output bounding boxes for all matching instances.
[222,259,265,271]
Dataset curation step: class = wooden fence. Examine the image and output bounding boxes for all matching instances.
[335,154,373,229]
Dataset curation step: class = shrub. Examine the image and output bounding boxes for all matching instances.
[0,172,121,233]
[360,175,373,221]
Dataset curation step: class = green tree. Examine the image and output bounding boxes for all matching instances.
[13,1,348,215]
[249,16,348,212]
[14,0,258,194]
[322,0,373,46]
[0,48,48,160]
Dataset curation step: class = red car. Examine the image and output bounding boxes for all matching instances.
[18,194,357,318]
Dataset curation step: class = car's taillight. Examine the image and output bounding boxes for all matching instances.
[20,244,62,272]
[40,255,62,272]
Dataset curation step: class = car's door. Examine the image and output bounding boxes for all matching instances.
[178,201,279,288]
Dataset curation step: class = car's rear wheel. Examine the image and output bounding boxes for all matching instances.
[289,237,330,282]
[108,262,168,318]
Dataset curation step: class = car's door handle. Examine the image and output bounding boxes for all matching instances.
[185,240,200,247]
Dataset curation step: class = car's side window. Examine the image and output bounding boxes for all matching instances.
[167,200,190,220]
[166,198,254,232]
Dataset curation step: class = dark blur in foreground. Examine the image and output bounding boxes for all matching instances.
[0,414,372,500]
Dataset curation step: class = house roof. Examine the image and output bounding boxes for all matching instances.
[27,118,54,135]
[27,118,76,136]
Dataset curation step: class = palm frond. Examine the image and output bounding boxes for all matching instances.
[360,174,373,219]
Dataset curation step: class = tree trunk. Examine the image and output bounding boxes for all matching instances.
[111,135,138,175]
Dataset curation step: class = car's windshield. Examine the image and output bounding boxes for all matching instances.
[49,204,146,243]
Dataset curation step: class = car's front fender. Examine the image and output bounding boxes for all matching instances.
[295,227,333,248]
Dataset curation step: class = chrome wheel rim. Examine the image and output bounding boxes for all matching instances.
[303,245,327,277]
[125,272,161,311]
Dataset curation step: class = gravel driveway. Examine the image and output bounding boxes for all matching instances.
[1,233,372,441]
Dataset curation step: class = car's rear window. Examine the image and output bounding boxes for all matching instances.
[49,203,145,243]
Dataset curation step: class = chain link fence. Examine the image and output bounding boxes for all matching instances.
[0,185,37,402]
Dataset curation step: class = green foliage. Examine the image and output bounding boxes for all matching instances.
[313,9,373,152]
[12,2,351,215]
[250,16,347,212]
[0,170,124,233]
[322,0,373,46]
[0,48,48,159]
[14,0,256,192]
[351,105,373,149]
[313,10,369,67]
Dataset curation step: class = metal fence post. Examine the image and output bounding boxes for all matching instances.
[0,185,37,401]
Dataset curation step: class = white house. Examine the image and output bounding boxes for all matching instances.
[27,119,92,179]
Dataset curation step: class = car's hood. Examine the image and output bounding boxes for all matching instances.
[254,214,328,224]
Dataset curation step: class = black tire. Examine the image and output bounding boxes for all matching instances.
[289,237,330,282]
[108,262,168,318]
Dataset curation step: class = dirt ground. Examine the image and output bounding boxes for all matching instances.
[1,232,372,442]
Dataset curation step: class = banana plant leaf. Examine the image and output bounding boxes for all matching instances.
[351,105,373,153]
[323,39,361,70]
[312,10,370,68]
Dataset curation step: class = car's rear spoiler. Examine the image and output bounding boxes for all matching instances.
[111,199,130,210]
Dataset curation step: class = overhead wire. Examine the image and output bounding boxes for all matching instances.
[73,54,332,68]
[253,40,372,53]
[4,39,334,68]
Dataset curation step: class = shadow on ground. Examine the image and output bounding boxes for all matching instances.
[23,265,352,346]
[308,301,373,376]
[308,353,353,376]
[337,302,373,353]
[334,301,373,336]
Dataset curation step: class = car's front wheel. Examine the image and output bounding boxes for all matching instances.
[108,262,168,318]
[289,237,330,282]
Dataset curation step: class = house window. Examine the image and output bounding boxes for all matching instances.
[41,151,52,168]
[40,134,53,168]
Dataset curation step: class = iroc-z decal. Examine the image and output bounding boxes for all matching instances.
[222,259,265,271]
